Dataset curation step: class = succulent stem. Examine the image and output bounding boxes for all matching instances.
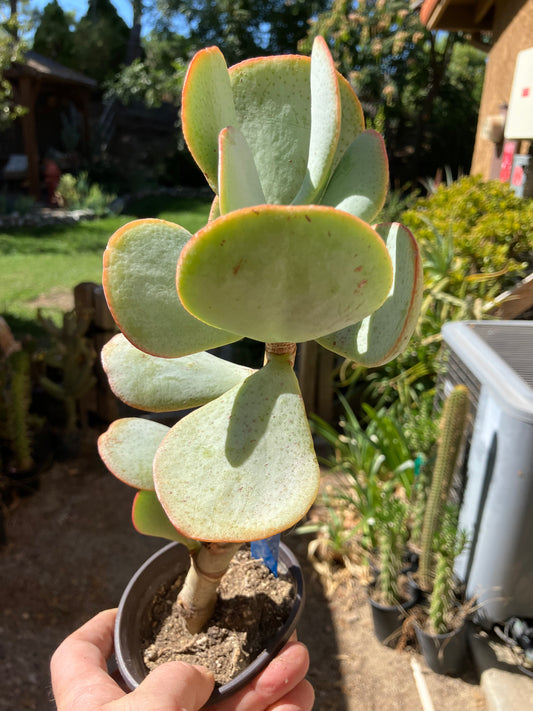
[265,342,297,366]
[177,541,241,633]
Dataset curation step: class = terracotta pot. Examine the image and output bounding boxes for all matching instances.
[415,621,470,676]
[114,541,305,705]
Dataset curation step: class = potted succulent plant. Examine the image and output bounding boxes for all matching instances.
[97,36,423,702]
[367,495,420,647]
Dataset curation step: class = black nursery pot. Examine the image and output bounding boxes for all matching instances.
[368,585,419,648]
[415,622,469,676]
[114,541,305,705]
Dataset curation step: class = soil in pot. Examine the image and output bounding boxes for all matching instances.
[141,547,296,687]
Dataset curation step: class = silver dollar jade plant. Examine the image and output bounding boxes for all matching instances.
[98,37,423,635]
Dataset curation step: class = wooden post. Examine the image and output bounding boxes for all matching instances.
[18,76,40,200]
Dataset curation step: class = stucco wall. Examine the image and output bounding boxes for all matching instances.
[470,0,533,177]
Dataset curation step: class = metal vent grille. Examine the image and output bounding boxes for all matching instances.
[441,347,482,413]
[470,322,533,389]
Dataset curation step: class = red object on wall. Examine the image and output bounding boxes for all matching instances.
[500,140,517,182]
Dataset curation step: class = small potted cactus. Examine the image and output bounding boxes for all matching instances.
[97,36,423,701]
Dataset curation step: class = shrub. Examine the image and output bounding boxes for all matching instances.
[57,172,116,215]
[401,175,532,291]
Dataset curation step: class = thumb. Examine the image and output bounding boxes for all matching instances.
[126,661,215,710]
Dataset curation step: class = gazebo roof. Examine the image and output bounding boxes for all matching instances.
[419,0,496,31]
[7,50,97,89]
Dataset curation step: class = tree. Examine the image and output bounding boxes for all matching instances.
[302,0,486,183]
[32,0,75,66]
[156,0,329,65]
[71,0,129,83]
[0,0,27,130]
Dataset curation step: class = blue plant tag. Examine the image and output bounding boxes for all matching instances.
[251,534,280,577]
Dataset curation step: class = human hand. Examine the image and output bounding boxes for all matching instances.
[51,608,314,711]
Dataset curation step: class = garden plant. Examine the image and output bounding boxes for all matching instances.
[97,36,423,690]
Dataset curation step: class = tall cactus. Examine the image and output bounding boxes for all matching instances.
[419,385,470,591]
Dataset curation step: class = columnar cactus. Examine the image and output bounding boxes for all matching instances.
[419,385,470,591]
[98,37,423,634]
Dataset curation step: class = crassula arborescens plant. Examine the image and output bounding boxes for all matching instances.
[97,37,423,635]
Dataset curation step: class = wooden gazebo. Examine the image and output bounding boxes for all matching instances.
[4,51,97,199]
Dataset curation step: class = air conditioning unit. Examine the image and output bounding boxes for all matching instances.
[440,321,533,627]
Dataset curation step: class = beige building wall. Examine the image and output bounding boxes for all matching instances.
[471,0,533,177]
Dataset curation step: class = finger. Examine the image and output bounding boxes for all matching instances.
[210,641,310,711]
[128,661,215,711]
[51,609,124,710]
[265,679,315,711]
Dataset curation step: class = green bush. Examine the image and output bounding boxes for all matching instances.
[402,175,532,291]
[57,172,116,215]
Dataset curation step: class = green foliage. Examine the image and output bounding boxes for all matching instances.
[402,175,532,290]
[311,394,414,552]
[32,0,75,66]
[70,0,129,83]
[0,9,27,130]
[302,0,485,182]
[57,172,116,215]
[159,0,329,65]
[104,55,186,108]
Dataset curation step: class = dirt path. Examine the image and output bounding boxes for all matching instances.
[0,432,486,711]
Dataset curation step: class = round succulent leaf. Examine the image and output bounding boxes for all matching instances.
[103,219,239,358]
[322,129,388,223]
[218,125,265,215]
[153,354,320,542]
[102,333,254,412]
[317,223,423,366]
[132,490,199,548]
[98,417,169,490]
[176,205,393,344]
[181,47,238,192]
[292,36,341,205]
[229,54,313,205]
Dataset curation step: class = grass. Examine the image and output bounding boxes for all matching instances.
[0,196,211,324]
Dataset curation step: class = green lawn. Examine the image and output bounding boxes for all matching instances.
[0,196,211,324]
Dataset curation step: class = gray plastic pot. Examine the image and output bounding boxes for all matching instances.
[114,541,305,705]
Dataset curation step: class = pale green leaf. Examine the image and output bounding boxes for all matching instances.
[181,47,238,192]
[177,205,393,343]
[98,417,169,490]
[103,219,238,358]
[154,354,320,542]
[292,36,340,205]
[132,490,200,548]
[317,223,423,366]
[322,129,388,223]
[101,333,254,412]
[218,125,265,214]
